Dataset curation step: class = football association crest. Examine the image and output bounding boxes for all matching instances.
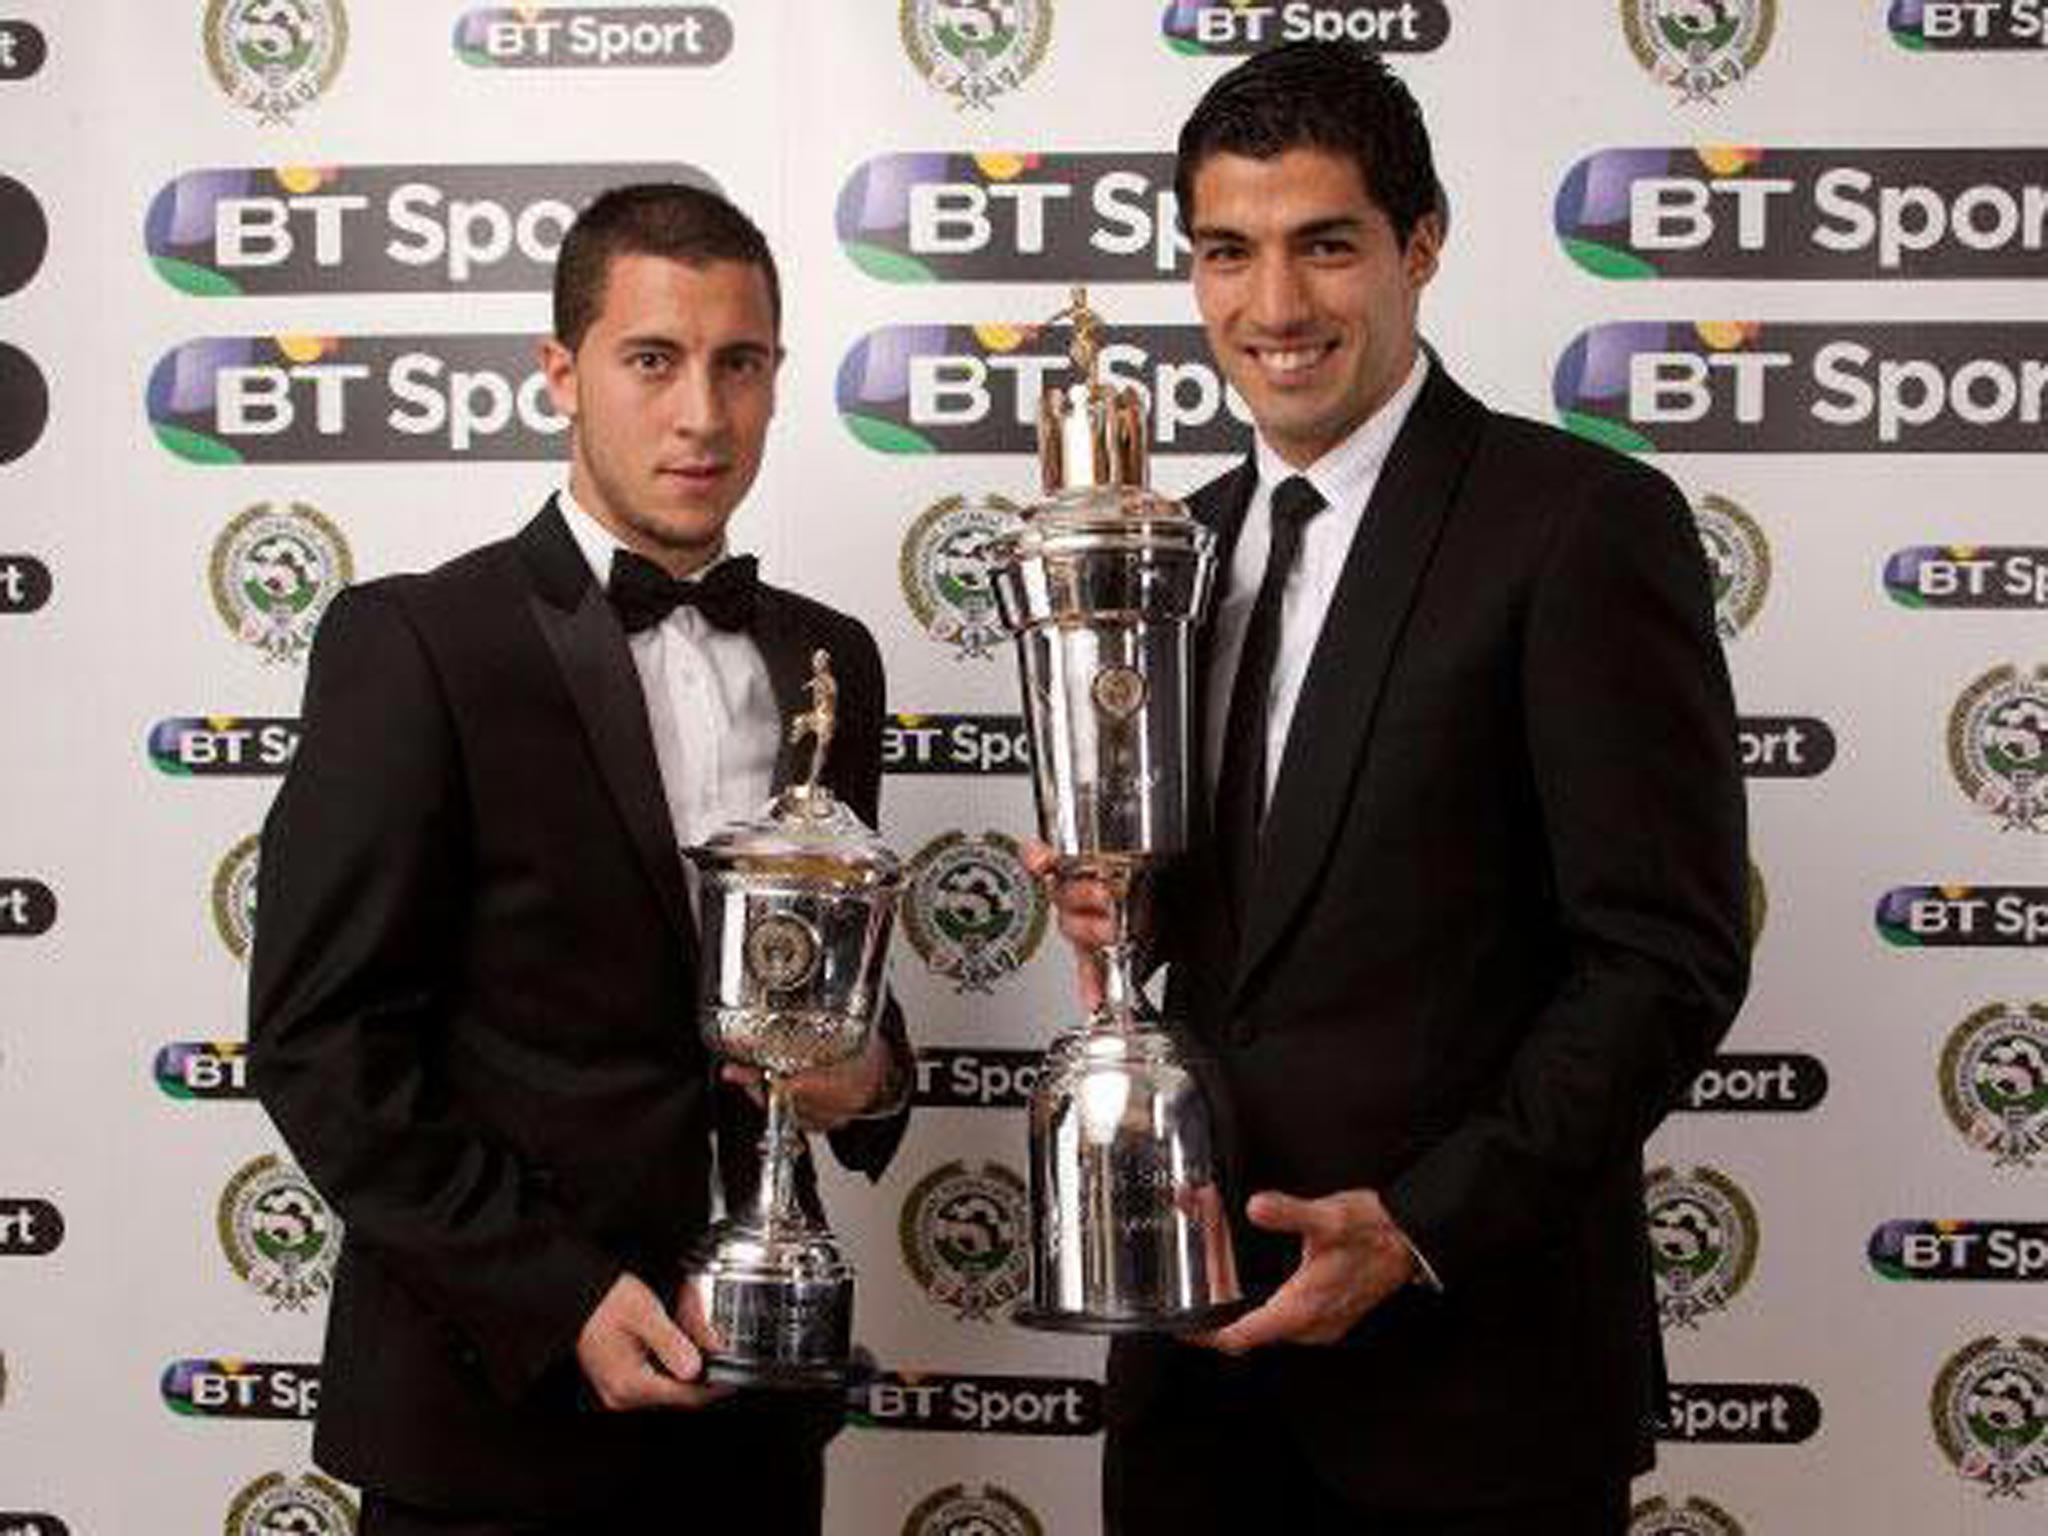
[218,1154,340,1311]
[902,831,1046,992]
[900,1160,1030,1320]
[1622,0,1774,103]
[1647,1165,1758,1328]
[204,0,348,124]
[903,1483,1043,1536]
[1629,1494,1746,1536]
[225,1472,357,1535]
[1692,494,1769,640]
[1931,1335,2048,1499]
[211,834,261,963]
[900,0,1052,109]
[211,502,352,664]
[1949,664,2048,832]
[1940,1002,2048,1168]
[900,494,1022,660]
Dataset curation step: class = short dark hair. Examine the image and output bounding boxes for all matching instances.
[552,182,781,351]
[1175,41,1444,247]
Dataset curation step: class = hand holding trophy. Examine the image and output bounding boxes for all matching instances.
[990,289,1244,1332]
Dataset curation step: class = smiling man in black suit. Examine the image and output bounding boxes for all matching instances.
[249,183,910,1536]
[1035,41,1750,1536]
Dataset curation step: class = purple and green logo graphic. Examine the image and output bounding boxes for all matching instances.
[454,6,733,67]
[839,153,1181,283]
[148,162,708,296]
[840,324,1238,456]
[1889,547,2048,609]
[0,19,49,80]
[1160,1,1449,55]
[149,334,565,463]
[1558,147,2048,280]
[1872,1220,2048,1281]
[162,1358,319,1419]
[0,341,48,465]
[1892,0,2048,50]
[154,1042,253,1102]
[1555,321,2048,453]
[149,716,301,777]
[1879,885,2048,947]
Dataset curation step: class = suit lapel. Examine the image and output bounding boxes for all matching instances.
[1189,457,1258,852]
[518,500,696,948]
[1233,367,1487,1002]
[750,590,814,793]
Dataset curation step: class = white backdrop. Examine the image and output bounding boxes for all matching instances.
[2,4,2045,1533]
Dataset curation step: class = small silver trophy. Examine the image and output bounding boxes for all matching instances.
[989,289,1243,1332]
[683,651,903,1385]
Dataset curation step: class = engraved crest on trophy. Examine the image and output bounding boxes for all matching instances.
[682,651,904,1385]
[989,288,1244,1332]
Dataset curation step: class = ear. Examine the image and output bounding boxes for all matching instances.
[538,336,578,422]
[1403,211,1444,292]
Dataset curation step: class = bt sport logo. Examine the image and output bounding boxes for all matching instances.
[453,6,733,67]
[1160,1,1449,56]
[1891,0,2048,49]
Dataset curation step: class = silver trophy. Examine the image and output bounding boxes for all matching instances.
[989,289,1243,1332]
[683,651,903,1386]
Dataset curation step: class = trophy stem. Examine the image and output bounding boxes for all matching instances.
[1091,865,1145,1027]
[756,1075,806,1236]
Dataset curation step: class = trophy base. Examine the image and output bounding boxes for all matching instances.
[1010,1296,1255,1336]
[685,1224,856,1393]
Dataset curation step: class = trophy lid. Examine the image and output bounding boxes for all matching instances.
[685,651,903,890]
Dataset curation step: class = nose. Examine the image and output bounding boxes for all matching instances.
[1247,252,1313,335]
[670,359,727,439]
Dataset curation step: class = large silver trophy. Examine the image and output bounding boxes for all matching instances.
[683,652,903,1385]
[990,290,1243,1332]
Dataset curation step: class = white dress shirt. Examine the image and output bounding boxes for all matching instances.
[560,489,780,864]
[1202,352,1430,804]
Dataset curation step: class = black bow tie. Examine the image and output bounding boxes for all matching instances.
[606,549,760,634]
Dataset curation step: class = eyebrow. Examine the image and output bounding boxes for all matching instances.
[1190,213,1369,244]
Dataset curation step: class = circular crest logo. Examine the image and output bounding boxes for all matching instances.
[212,834,261,963]
[1931,1335,2048,1499]
[1630,1494,1745,1536]
[900,494,1022,660]
[900,1160,1030,1320]
[1940,1002,2048,1168]
[218,1154,340,1311]
[1622,0,1775,103]
[903,831,1046,992]
[224,1471,357,1535]
[900,0,1052,109]
[211,502,352,664]
[1646,1164,1758,1329]
[1692,494,1769,640]
[1948,664,2048,832]
[745,912,823,993]
[903,1482,1043,1536]
[205,0,348,125]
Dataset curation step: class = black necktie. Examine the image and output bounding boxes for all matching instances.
[606,548,760,634]
[1215,475,1325,915]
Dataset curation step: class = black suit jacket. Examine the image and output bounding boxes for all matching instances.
[1118,365,1750,1507]
[248,500,908,1514]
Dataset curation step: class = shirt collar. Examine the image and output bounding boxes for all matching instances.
[558,484,732,591]
[1251,348,1430,513]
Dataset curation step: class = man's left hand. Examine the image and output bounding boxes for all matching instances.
[1197,1188,1418,1354]
[722,1030,902,1132]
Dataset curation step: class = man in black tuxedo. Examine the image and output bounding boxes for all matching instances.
[1034,43,1749,1535]
[249,184,910,1535]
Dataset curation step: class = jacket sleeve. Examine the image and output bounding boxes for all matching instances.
[247,584,618,1401]
[1381,462,1750,1284]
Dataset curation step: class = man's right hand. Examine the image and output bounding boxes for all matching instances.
[574,1273,728,1410]
[1020,838,1114,1011]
